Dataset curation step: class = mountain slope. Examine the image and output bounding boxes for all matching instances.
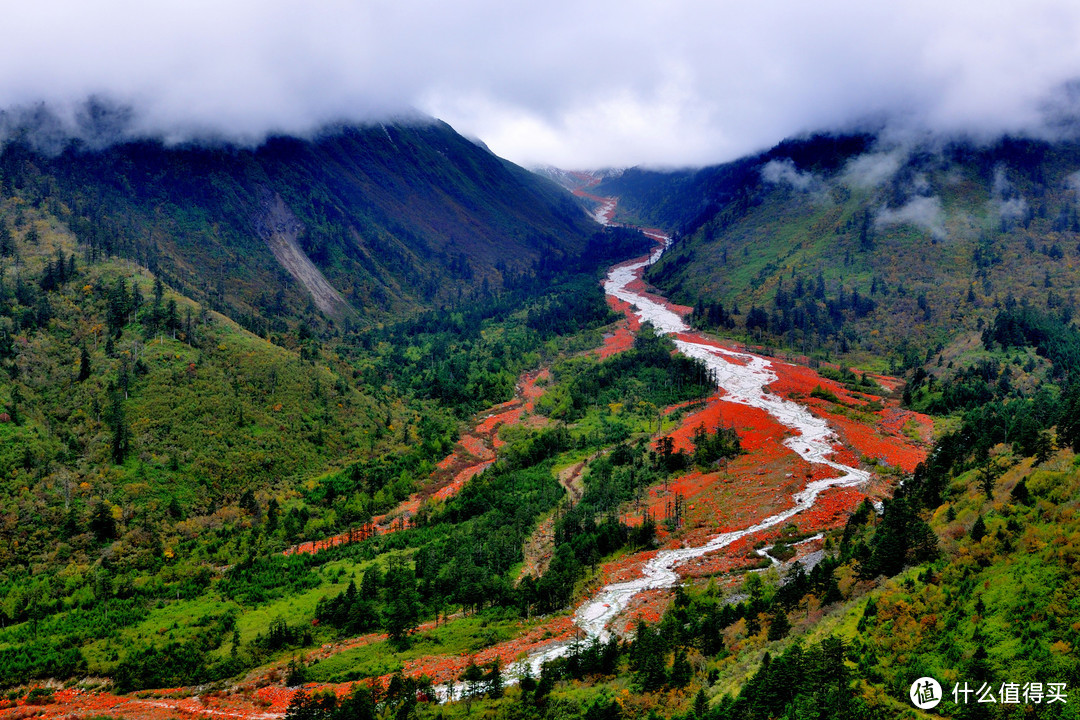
[593,134,1080,368]
[0,117,595,330]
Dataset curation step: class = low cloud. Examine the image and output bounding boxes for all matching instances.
[990,165,1030,227]
[997,197,1030,223]
[760,159,830,202]
[991,165,1014,199]
[761,159,817,191]
[3,1,1080,167]
[842,151,905,189]
[1066,169,1080,198]
[874,196,946,240]
[0,98,141,154]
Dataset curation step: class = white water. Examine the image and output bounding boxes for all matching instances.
[436,239,872,697]
[591,197,618,225]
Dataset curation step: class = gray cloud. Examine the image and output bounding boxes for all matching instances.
[842,152,905,189]
[990,165,1031,226]
[761,159,817,191]
[3,1,1080,167]
[874,196,946,240]
[760,159,830,203]
[1066,170,1080,198]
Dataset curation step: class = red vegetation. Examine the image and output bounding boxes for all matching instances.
[36,204,939,716]
[285,370,550,557]
[790,486,869,534]
[597,320,635,358]
[0,684,307,720]
[617,589,671,631]
[766,361,867,406]
[401,616,578,687]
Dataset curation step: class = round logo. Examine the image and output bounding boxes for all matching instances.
[910,677,943,710]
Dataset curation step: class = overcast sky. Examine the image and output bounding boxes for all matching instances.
[4,0,1080,168]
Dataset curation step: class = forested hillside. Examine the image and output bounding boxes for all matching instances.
[0,113,595,336]
[595,136,1080,369]
[5,121,1080,720]
[0,145,675,692]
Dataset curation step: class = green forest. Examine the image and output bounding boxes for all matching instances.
[2,126,1080,720]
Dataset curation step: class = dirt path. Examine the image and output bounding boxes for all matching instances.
[517,459,587,581]
[557,461,586,503]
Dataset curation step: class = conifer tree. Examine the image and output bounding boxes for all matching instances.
[107,389,130,464]
[971,515,987,542]
[382,563,421,648]
[90,502,117,542]
[0,224,11,257]
[106,278,129,336]
[767,607,791,640]
[77,345,91,382]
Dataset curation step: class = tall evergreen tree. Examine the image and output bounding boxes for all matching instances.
[107,389,130,464]
[106,277,130,336]
[77,345,91,382]
[0,224,12,257]
[383,563,421,648]
[90,502,118,542]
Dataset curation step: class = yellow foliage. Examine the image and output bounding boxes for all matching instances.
[123,483,150,499]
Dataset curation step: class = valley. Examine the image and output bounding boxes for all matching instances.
[2,128,1080,720]
[0,194,928,719]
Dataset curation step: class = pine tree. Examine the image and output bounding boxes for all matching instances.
[165,298,179,338]
[360,565,381,600]
[183,307,193,344]
[382,563,421,648]
[107,278,130,336]
[767,607,791,640]
[130,281,143,318]
[285,658,308,686]
[670,647,693,687]
[485,658,503,698]
[1010,478,1030,505]
[107,389,130,464]
[90,502,118,542]
[77,345,91,382]
[971,515,987,542]
[266,498,280,532]
[0,224,12,257]
[693,689,708,719]
[146,276,165,336]
[239,488,260,517]
[7,386,21,425]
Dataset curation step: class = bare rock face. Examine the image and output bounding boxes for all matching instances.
[255,191,351,317]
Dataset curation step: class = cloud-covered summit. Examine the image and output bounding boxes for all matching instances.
[5,1,1080,168]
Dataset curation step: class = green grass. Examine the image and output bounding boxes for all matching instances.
[304,610,535,683]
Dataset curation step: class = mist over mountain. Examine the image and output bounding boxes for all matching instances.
[6,4,1080,714]
[6,1,1080,167]
[0,111,599,331]
[582,129,1080,370]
